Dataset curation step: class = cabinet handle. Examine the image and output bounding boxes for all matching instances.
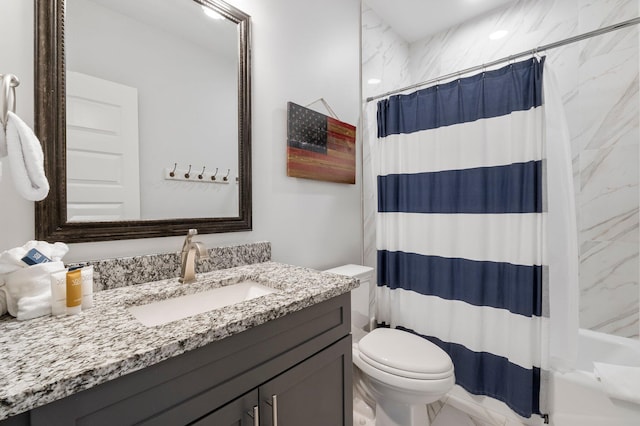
[247,405,259,426]
[271,394,278,426]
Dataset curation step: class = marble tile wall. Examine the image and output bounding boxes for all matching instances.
[362,0,639,338]
[361,4,411,101]
[361,3,412,273]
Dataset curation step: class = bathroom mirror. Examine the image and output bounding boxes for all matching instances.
[34,0,251,243]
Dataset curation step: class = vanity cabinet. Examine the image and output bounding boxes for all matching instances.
[3,293,352,426]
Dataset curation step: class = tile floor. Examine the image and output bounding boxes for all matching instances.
[353,397,481,426]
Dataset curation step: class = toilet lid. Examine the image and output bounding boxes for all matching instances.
[358,328,454,380]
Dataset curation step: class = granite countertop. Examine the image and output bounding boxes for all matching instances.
[0,261,357,421]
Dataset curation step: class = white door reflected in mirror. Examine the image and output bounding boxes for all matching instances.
[66,71,141,222]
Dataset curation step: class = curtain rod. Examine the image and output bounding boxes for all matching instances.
[366,16,640,103]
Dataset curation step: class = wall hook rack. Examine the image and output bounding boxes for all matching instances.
[164,164,230,184]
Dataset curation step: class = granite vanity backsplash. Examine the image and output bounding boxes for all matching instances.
[68,241,271,291]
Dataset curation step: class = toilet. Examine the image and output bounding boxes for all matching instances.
[325,264,455,426]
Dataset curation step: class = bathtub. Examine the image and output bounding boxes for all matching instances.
[550,328,640,426]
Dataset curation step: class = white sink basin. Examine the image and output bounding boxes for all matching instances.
[128,280,278,327]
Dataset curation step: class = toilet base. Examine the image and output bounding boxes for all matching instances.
[376,399,430,426]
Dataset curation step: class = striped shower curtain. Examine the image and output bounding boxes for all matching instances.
[374,57,548,419]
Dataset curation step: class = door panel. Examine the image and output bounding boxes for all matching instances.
[66,71,140,221]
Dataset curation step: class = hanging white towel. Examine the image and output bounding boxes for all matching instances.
[4,110,49,201]
[0,120,6,157]
[0,129,6,181]
[594,362,640,405]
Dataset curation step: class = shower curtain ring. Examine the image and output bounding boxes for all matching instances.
[532,47,541,60]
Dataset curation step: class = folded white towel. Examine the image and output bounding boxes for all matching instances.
[0,246,27,274]
[17,292,51,321]
[594,362,640,405]
[3,261,63,318]
[21,240,69,262]
[5,110,50,201]
[0,286,8,316]
[0,241,69,274]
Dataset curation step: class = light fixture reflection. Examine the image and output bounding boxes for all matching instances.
[489,30,508,40]
[202,5,224,20]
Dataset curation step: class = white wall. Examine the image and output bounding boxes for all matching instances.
[0,0,362,271]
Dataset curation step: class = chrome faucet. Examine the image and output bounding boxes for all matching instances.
[179,229,209,283]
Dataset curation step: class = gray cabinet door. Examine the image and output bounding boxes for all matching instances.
[190,390,258,426]
[259,336,352,426]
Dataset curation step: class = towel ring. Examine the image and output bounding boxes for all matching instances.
[1,74,18,128]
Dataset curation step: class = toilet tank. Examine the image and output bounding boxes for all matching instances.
[324,264,375,335]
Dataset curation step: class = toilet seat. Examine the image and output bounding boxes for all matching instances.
[358,328,454,380]
[353,345,455,397]
[358,351,453,380]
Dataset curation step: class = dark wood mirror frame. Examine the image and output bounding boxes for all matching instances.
[34,0,252,243]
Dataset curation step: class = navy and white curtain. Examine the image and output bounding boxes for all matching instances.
[373,57,554,419]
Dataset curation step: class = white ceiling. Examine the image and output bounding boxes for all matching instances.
[365,0,517,43]
[87,0,238,58]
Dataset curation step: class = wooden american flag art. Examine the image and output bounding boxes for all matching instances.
[286,102,356,184]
